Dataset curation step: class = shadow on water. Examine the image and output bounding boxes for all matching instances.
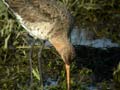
[74,45,120,82]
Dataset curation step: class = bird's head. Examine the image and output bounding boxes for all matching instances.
[49,33,75,65]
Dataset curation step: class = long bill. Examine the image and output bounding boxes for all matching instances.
[65,64,70,90]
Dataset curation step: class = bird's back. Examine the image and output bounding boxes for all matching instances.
[3,0,72,40]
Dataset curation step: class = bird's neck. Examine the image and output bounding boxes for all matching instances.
[49,35,75,65]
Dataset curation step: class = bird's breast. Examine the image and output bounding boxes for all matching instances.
[15,12,55,40]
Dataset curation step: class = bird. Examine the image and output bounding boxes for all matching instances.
[2,0,75,90]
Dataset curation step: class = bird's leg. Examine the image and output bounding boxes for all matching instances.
[65,64,70,90]
[28,39,36,89]
[38,40,45,90]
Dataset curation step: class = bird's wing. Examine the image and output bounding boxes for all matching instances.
[4,0,65,23]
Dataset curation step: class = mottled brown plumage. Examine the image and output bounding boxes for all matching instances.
[3,0,75,90]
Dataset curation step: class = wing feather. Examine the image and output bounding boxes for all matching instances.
[4,0,70,23]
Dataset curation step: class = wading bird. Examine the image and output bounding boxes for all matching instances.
[3,0,75,90]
